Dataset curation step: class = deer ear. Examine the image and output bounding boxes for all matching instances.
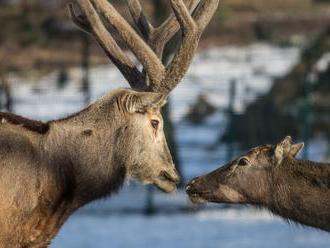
[273,136,293,164]
[125,92,167,113]
[289,143,304,157]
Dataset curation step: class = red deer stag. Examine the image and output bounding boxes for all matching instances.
[0,0,219,247]
[186,136,330,232]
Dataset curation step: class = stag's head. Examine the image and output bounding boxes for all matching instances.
[186,136,304,203]
[102,89,179,192]
[69,0,220,192]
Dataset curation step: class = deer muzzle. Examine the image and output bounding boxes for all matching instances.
[154,168,180,193]
[185,176,210,204]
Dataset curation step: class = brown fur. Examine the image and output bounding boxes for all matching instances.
[187,136,330,232]
[0,89,179,247]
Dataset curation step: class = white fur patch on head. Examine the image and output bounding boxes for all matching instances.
[1,118,7,124]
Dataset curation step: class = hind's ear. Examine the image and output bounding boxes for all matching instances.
[289,143,304,157]
[123,92,167,113]
[273,136,292,164]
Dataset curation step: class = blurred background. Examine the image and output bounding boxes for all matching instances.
[0,0,330,247]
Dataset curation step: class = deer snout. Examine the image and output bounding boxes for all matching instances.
[154,166,180,193]
[186,177,203,194]
[186,176,210,204]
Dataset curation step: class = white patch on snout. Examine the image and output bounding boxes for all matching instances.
[1,118,7,124]
[219,184,244,202]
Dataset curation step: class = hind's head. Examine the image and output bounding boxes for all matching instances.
[186,136,304,204]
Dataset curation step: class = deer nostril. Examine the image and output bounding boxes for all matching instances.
[185,177,201,194]
[186,184,198,195]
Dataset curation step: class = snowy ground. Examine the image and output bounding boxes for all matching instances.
[53,209,330,248]
[6,44,330,247]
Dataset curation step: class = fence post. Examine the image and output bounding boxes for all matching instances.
[144,186,155,215]
[81,34,91,105]
[302,72,313,160]
[0,74,13,112]
[226,79,237,161]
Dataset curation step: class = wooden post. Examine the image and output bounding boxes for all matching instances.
[145,0,182,215]
[302,72,313,160]
[0,73,13,112]
[81,34,91,105]
[226,79,237,161]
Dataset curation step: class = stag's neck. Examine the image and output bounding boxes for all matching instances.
[268,158,330,231]
[43,107,127,207]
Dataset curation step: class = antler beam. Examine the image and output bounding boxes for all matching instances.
[90,0,166,86]
[70,0,220,94]
[150,0,220,93]
[69,1,145,89]
[127,0,200,58]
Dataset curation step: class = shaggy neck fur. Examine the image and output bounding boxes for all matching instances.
[267,158,330,231]
[0,92,134,247]
[43,103,127,207]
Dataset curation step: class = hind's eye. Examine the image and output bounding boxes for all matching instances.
[151,120,159,129]
[238,157,249,166]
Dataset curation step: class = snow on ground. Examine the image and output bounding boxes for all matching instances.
[53,210,330,248]
[6,44,330,247]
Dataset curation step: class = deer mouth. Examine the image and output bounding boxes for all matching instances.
[188,192,209,204]
[186,189,210,204]
[186,181,210,204]
[186,183,245,204]
[154,171,179,193]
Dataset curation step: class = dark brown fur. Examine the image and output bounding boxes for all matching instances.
[0,112,49,134]
[186,137,330,232]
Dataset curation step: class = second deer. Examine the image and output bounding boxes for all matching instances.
[186,136,330,232]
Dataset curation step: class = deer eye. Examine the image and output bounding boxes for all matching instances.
[151,119,159,129]
[238,157,250,166]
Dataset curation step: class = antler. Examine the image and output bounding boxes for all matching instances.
[69,0,219,94]
[127,0,200,58]
[157,0,220,93]
[69,1,145,89]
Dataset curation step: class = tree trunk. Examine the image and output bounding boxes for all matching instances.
[81,34,91,105]
[152,0,183,185]
[0,73,13,112]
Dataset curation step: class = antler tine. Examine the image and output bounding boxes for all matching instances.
[127,0,154,41]
[128,0,200,59]
[152,0,200,57]
[69,3,92,34]
[149,0,220,93]
[89,0,165,86]
[193,0,220,31]
[127,0,200,88]
[71,1,144,89]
